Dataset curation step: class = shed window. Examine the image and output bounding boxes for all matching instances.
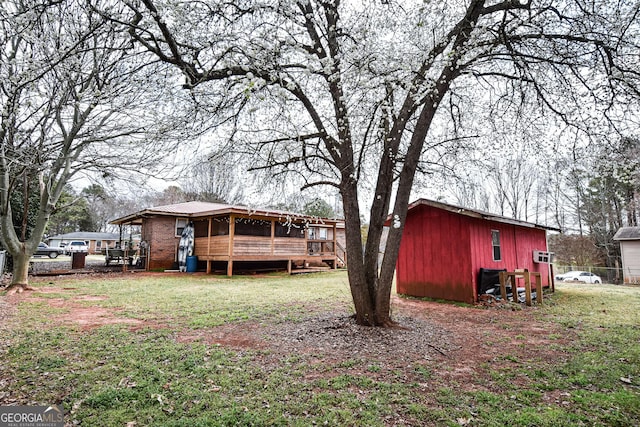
[176,218,188,237]
[492,230,501,261]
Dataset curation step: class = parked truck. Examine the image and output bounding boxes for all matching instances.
[35,242,65,258]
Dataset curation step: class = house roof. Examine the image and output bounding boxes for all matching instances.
[613,226,640,241]
[47,232,120,241]
[406,199,561,232]
[110,201,342,226]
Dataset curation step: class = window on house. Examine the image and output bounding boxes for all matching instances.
[492,230,501,261]
[194,220,209,238]
[275,222,305,238]
[308,226,328,240]
[176,218,188,237]
[319,227,328,240]
[235,218,271,236]
[211,217,230,236]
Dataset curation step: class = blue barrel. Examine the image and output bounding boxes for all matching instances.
[186,256,198,273]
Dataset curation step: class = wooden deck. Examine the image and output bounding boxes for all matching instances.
[119,209,346,276]
[190,219,344,276]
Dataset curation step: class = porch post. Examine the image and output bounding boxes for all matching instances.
[228,214,235,277]
[227,260,233,276]
[332,222,338,269]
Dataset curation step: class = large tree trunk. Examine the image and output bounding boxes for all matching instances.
[341,178,400,327]
[5,251,33,293]
[0,174,53,293]
[341,181,376,325]
[355,92,453,326]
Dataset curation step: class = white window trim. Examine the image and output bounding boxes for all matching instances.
[319,227,328,240]
[176,218,188,237]
[491,229,501,262]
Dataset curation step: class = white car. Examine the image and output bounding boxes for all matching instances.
[555,271,602,284]
[65,241,89,254]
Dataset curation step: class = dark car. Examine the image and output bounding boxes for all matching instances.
[35,242,65,258]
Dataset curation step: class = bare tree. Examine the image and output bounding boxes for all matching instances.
[548,233,604,266]
[0,1,183,291]
[483,156,537,220]
[179,153,246,204]
[120,0,639,325]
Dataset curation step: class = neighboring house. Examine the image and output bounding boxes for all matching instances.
[110,201,345,275]
[613,227,640,284]
[46,232,121,254]
[395,199,558,304]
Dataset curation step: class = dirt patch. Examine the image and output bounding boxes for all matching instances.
[178,327,268,349]
[3,287,144,331]
[178,313,453,361]
[175,294,570,390]
[392,296,573,391]
[58,306,144,330]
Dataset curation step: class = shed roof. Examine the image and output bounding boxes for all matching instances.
[613,226,640,241]
[406,199,561,232]
[110,201,342,226]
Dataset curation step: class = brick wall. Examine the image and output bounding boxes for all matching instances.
[143,217,181,270]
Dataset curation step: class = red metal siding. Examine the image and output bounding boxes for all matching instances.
[468,218,550,291]
[396,205,475,303]
[468,220,518,274]
[397,204,551,304]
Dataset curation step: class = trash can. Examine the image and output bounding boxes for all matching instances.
[186,256,198,273]
[71,252,87,269]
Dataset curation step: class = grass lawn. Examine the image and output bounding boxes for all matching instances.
[1,272,639,426]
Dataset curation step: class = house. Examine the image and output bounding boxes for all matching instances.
[395,199,558,304]
[110,201,345,275]
[613,227,640,284]
[46,232,121,254]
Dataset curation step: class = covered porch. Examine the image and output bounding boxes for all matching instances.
[192,214,344,275]
[110,201,346,276]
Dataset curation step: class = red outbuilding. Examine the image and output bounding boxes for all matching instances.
[395,199,558,304]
